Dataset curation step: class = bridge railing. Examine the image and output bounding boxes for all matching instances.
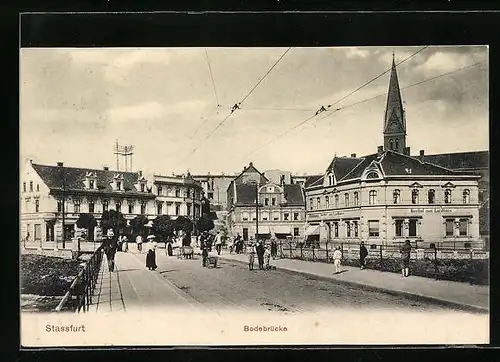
[54,242,105,313]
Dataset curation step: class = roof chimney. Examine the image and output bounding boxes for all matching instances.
[403,147,410,156]
[377,146,384,156]
[57,162,63,167]
[138,170,142,177]
[419,149,425,163]
[351,153,356,158]
[103,166,109,171]
[249,162,253,167]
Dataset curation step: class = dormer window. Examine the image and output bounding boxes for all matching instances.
[116,181,122,191]
[85,172,98,190]
[141,183,145,192]
[89,180,94,189]
[113,173,124,191]
[366,172,379,179]
[328,173,334,186]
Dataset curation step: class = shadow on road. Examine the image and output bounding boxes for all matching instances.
[159,269,180,274]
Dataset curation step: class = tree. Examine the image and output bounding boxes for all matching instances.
[196,215,215,233]
[100,210,127,236]
[130,215,149,237]
[76,213,97,240]
[174,216,193,235]
[151,215,175,240]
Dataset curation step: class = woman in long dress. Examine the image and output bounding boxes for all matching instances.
[146,238,157,270]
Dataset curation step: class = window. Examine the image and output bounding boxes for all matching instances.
[293,227,300,237]
[23,182,26,192]
[29,181,33,192]
[261,212,268,221]
[243,228,249,241]
[158,186,162,196]
[36,184,40,192]
[445,219,454,236]
[369,190,377,205]
[272,198,276,206]
[344,193,349,207]
[293,212,299,221]
[252,213,256,221]
[346,221,351,237]
[353,191,359,206]
[328,174,334,186]
[74,200,81,213]
[409,219,418,237]
[268,186,274,192]
[395,139,399,150]
[334,194,339,207]
[116,181,122,191]
[265,198,269,206]
[316,197,321,209]
[273,212,280,221]
[353,221,359,237]
[187,204,191,216]
[393,189,400,204]
[333,222,339,238]
[389,139,394,150]
[128,203,134,214]
[459,219,468,236]
[175,204,180,215]
[141,202,147,215]
[115,202,121,213]
[57,200,63,212]
[208,192,213,200]
[88,200,95,213]
[325,196,330,208]
[186,189,191,198]
[395,219,403,237]
[35,200,39,212]
[368,220,379,237]
[366,172,379,179]
[140,183,145,192]
[89,180,94,189]
[444,189,452,204]
[242,212,249,221]
[428,189,436,204]
[463,189,470,204]
[157,202,163,215]
[309,198,313,210]
[284,213,289,221]
[411,189,419,204]
[34,224,41,241]
[103,200,109,212]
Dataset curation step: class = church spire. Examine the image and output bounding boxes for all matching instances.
[383,53,407,153]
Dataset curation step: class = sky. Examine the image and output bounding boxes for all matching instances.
[20,46,488,177]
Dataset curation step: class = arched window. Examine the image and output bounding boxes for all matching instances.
[334,194,339,208]
[411,189,419,204]
[389,139,394,150]
[463,189,470,204]
[366,172,379,179]
[316,197,321,209]
[369,190,377,205]
[353,191,359,206]
[309,198,313,210]
[328,174,334,186]
[344,193,349,207]
[444,189,452,204]
[428,189,435,204]
[393,189,400,204]
[242,212,249,221]
[325,196,330,208]
[395,139,399,150]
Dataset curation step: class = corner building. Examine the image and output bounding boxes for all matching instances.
[304,55,483,249]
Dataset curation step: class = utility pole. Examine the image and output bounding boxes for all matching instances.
[255,182,259,240]
[59,164,66,249]
[192,186,197,236]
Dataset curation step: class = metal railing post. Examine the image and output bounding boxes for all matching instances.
[434,245,438,280]
[380,244,383,271]
[312,243,315,261]
[326,242,329,263]
[300,243,303,259]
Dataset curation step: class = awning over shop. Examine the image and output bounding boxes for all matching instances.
[256,225,271,234]
[271,226,291,234]
[305,225,320,235]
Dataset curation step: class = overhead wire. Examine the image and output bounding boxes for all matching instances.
[173,47,292,170]
[244,47,428,159]
[205,48,221,107]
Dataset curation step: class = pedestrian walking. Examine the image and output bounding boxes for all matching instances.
[270,238,278,259]
[248,243,256,270]
[104,229,118,272]
[359,241,368,270]
[122,235,128,252]
[256,239,265,270]
[332,246,342,274]
[264,246,271,270]
[146,237,157,270]
[136,234,143,253]
[400,239,412,277]
[202,244,209,267]
[215,232,222,255]
[166,239,173,256]
[117,235,123,252]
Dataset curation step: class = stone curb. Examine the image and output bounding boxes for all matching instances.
[218,255,489,314]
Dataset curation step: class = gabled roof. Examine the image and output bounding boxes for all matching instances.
[304,175,323,188]
[233,162,269,184]
[326,156,366,181]
[31,163,148,195]
[423,151,489,170]
[380,151,462,176]
[283,184,305,205]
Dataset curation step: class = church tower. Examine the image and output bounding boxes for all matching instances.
[383,53,407,153]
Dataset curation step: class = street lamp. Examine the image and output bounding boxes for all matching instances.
[254,182,259,240]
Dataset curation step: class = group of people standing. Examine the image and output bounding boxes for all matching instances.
[248,239,273,271]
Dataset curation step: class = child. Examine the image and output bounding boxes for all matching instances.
[248,243,256,270]
[332,246,342,274]
[264,246,271,270]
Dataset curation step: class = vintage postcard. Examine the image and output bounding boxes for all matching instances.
[20,45,489,346]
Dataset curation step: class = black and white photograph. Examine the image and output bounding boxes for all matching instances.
[20,44,489,346]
